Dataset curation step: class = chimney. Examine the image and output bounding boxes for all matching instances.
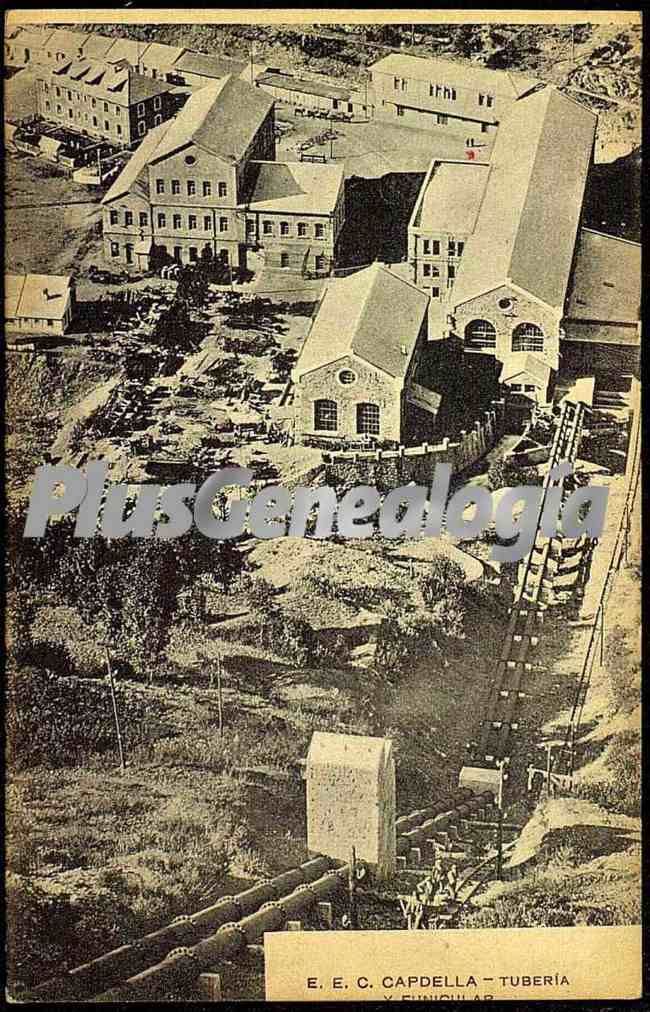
[43,287,49,299]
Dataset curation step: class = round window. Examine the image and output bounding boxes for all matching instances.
[498,297,513,310]
[338,369,357,385]
[185,154,196,165]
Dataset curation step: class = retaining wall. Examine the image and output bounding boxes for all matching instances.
[322,399,507,489]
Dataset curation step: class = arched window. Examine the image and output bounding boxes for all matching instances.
[512,322,544,353]
[464,319,496,349]
[314,399,337,431]
[356,402,380,436]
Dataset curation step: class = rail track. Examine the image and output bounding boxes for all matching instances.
[475,400,586,768]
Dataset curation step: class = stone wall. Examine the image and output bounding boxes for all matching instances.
[322,398,506,490]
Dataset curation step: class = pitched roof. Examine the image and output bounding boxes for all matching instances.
[102,122,170,203]
[104,37,150,66]
[141,41,185,70]
[416,159,490,235]
[245,160,343,215]
[5,273,71,320]
[450,87,597,313]
[565,227,641,325]
[256,70,352,101]
[499,353,551,385]
[174,50,246,80]
[294,263,429,380]
[149,76,274,165]
[369,52,540,100]
[43,28,90,59]
[48,60,171,108]
[79,34,116,60]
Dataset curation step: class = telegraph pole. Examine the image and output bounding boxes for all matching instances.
[104,645,125,773]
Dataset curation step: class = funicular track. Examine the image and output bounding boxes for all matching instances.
[475,400,586,768]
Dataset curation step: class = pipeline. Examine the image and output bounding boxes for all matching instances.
[21,790,477,1002]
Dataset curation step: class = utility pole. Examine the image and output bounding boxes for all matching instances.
[599,603,605,665]
[250,42,254,85]
[495,758,507,881]
[348,846,359,928]
[216,652,224,737]
[104,645,126,773]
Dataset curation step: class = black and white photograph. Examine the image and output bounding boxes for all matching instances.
[4,9,642,1003]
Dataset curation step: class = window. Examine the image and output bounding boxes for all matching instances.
[139,212,148,227]
[512,322,544,353]
[125,243,134,264]
[154,114,162,126]
[356,402,380,436]
[280,221,289,236]
[188,215,197,230]
[45,101,50,111]
[263,220,273,235]
[431,286,440,298]
[458,241,464,256]
[315,254,327,272]
[396,105,405,117]
[91,97,96,108]
[187,180,196,196]
[204,215,211,231]
[116,124,122,135]
[156,179,165,194]
[465,319,497,349]
[436,113,448,125]
[347,102,353,113]
[92,115,97,126]
[297,222,307,237]
[153,95,162,111]
[173,214,182,229]
[280,252,290,268]
[69,109,73,119]
[314,399,337,432]
[481,122,489,133]
[219,217,228,232]
[448,264,456,281]
[173,246,182,262]
[185,154,196,165]
[524,384,537,392]
[110,241,119,258]
[246,219,256,235]
[202,181,211,196]
[124,211,133,226]
[109,210,119,225]
[138,121,146,137]
[189,246,198,261]
[315,223,325,238]
[423,239,431,254]
[510,383,522,392]
[432,240,440,255]
[55,86,61,97]
[171,179,180,194]
[423,264,440,278]
[338,369,356,386]
[137,103,145,117]
[104,119,110,130]
[103,101,108,111]
[218,181,227,197]
[157,213,166,228]
[478,93,494,108]
[449,241,457,257]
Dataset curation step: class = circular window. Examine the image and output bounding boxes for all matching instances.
[338,369,357,386]
[498,297,513,310]
[185,154,196,165]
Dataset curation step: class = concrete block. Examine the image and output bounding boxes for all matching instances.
[198,973,222,1001]
[307,732,396,879]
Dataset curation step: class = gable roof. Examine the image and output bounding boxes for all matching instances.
[149,76,274,165]
[79,34,116,60]
[102,122,170,203]
[369,52,540,100]
[450,86,597,313]
[141,41,186,71]
[245,160,343,215]
[294,263,429,381]
[5,273,71,320]
[416,159,490,235]
[47,59,171,108]
[500,353,551,385]
[43,28,90,59]
[104,37,150,66]
[174,50,246,80]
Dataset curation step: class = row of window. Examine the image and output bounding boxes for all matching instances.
[391,76,494,107]
[464,320,545,353]
[44,83,161,115]
[46,102,159,135]
[155,178,228,197]
[157,212,229,231]
[420,239,464,257]
[247,219,326,239]
[314,399,380,436]
[422,263,455,282]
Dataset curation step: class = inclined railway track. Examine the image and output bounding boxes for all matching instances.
[476,400,586,768]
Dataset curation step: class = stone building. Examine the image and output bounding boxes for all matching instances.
[37,58,177,147]
[292,263,435,445]
[244,161,345,274]
[369,52,540,137]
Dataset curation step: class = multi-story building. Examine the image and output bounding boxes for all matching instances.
[446,86,597,379]
[369,53,540,137]
[102,75,276,269]
[243,161,345,274]
[102,75,346,275]
[408,158,490,300]
[292,263,435,445]
[37,59,177,147]
[5,273,74,338]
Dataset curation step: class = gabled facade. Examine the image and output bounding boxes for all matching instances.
[292,264,432,444]
[5,273,74,337]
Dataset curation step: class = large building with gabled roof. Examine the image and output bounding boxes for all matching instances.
[292,263,436,444]
[369,52,541,136]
